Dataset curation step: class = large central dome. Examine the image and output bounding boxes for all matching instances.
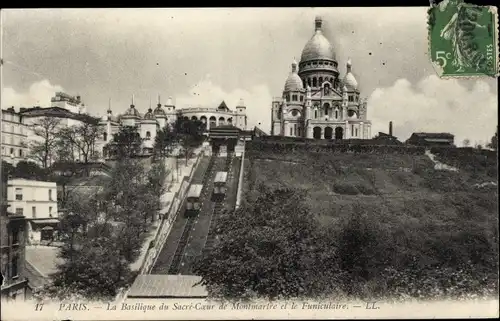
[300,16,336,63]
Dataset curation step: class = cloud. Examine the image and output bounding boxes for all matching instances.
[368,75,498,146]
[1,80,64,109]
[175,75,273,133]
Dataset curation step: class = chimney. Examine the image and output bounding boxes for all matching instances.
[389,121,393,136]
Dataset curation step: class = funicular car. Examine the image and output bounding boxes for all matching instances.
[213,171,228,198]
[185,184,203,217]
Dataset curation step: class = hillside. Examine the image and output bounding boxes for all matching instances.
[241,144,498,299]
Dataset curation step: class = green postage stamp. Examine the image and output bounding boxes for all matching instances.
[428,0,499,77]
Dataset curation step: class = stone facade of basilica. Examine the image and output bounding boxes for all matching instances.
[271,16,372,140]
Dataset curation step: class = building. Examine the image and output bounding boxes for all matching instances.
[271,16,372,140]
[1,92,100,167]
[1,172,29,301]
[50,92,87,116]
[7,179,59,245]
[99,96,247,157]
[1,107,28,165]
[406,132,455,147]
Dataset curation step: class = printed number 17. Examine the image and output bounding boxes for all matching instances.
[435,51,452,68]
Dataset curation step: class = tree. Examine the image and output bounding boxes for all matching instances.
[175,119,205,165]
[194,186,342,300]
[462,138,470,147]
[1,161,15,180]
[58,120,103,165]
[14,160,48,181]
[28,117,62,168]
[38,234,133,301]
[153,124,177,160]
[106,125,142,159]
[486,127,498,151]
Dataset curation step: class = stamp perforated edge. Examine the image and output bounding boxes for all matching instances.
[427,1,500,79]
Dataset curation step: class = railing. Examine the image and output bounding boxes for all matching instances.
[235,142,246,209]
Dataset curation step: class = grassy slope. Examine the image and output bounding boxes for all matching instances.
[244,148,498,274]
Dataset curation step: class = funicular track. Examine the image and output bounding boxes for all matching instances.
[202,152,235,256]
[167,156,216,274]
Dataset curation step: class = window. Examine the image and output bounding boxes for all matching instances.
[49,189,53,201]
[289,127,293,136]
[32,206,37,218]
[286,94,290,102]
[324,84,330,95]
[313,78,317,87]
[49,207,53,217]
[300,96,304,102]
[292,95,297,101]
[15,208,23,215]
[15,188,23,201]
[294,124,298,136]
[314,110,318,118]
[291,110,298,117]
[18,149,22,157]
[348,95,354,102]
[146,131,151,140]
[355,128,358,137]
[10,148,14,155]
[351,125,354,134]
[335,110,339,119]
[103,132,108,141]
[12,254,19,278]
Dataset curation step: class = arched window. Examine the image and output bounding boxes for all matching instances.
[314,109,318,118]
[307,78,312,87]
[313,78,317,87]
[146,131,151,140]
[319,77,323,85]
[335,110,339,119]
[324,84,330,95]
[323,103,330,117]
[103,132,107,141]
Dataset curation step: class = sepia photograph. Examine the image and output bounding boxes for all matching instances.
[1,4,499,320]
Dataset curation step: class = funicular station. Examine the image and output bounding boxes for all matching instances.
[128,125,246,299]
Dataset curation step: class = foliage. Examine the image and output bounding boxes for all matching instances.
[40,154,167,299]
[106,125,142,158]
[38,235,134,301]
[28,117,62,168]
[153,124,177,160]
[239,148,499,301]
[486,127,498,151]
[462,138,470,147]
[174,118,205,165]
[58,122,103,164]
[194,187,343,300]
[2,160,48,181]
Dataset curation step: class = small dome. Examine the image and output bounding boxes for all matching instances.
[124,105,140,117]
[284,60,304,92]
[154,106,166,115]
[144,108,155,119]
[300,16,336,63]
[343,58,358,90]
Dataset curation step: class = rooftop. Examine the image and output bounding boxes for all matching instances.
[127,275,207,298]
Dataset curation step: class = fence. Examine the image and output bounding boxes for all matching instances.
[138,151,204,275]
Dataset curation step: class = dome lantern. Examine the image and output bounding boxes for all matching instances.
[315,16,323,32]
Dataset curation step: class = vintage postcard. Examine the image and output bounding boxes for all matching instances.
[1,6,499,321]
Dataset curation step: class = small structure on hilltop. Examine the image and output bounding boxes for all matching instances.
[406,132,455,147]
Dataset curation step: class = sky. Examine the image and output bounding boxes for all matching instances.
[1,8,498,145]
